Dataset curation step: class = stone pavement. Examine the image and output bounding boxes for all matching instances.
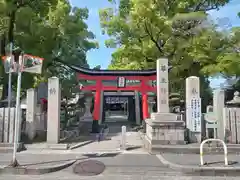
[158,153,240,167]
[0,153,178,179]
[1,153,239,179]
[24,131,146,154]
[1,153,240,179]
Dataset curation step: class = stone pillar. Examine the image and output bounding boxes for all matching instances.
[47,77,61,144]
[26,88,37,141]
[135,91,141,125]
[186,76,201,143]
[213,89,225,140]
[145,58,185,149]
[156,58,169,113]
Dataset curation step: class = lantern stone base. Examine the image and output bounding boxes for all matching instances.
[144,113,186,151]
[92,120,99,133]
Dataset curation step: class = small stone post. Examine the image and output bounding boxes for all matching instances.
[26,88,37,140]
[213,89,225,140]
[121,125,126,150]
[47,77,61,144]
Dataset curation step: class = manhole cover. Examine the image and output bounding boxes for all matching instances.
[73,160,105,176]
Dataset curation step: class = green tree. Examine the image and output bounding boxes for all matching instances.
[0,0,98,100]
[99,0,233,110]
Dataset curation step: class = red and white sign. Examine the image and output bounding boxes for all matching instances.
[2,54,44,74]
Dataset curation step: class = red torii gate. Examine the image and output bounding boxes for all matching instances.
[72,66,157,120]
[70,65,157,131]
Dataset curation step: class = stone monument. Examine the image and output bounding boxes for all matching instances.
[213,89,225,140]
[185,76,202,143]
[145,58,185,149]
[47,77,61,144]
[26,88,37,140]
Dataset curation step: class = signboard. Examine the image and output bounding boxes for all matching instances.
[22,54,44,74]
[126,80,140,86]
[117,77,126,88]
[106,97,128,104]
[2,54,44,74]
[189,98,201,132]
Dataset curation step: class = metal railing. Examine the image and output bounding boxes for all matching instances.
[200,138,228,166]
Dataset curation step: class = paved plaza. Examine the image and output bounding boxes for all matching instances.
[1,153,240,180]
[1,123,240,179]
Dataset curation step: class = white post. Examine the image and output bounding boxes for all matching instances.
[12,54,23,166]
[121,125,126,150]
[200,138,228,166]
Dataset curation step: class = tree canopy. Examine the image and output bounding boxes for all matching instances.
[100,0,239,94]
[0,0,98,100]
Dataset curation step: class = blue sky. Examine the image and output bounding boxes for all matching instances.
[70,0,240,88]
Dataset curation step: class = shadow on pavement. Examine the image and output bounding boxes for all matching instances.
[204,161,238,166]
[83,152,120,158]
[19,157,88,166]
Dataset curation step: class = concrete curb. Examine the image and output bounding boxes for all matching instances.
[156,154,240,176]
[0,160,76,175]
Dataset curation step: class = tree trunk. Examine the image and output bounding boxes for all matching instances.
[0,35,7,100]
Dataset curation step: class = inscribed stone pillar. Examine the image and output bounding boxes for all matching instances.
[26,88,37,140]
[47,77,61,144]
[213,89,225,140]
[156,58,169,113]
[145,58,185,147]
[185,76,201,143]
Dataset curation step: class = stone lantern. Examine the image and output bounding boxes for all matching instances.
[80,91,93,122]
[78,91,93,133]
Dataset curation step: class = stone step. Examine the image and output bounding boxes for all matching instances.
[0,143,25,153]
